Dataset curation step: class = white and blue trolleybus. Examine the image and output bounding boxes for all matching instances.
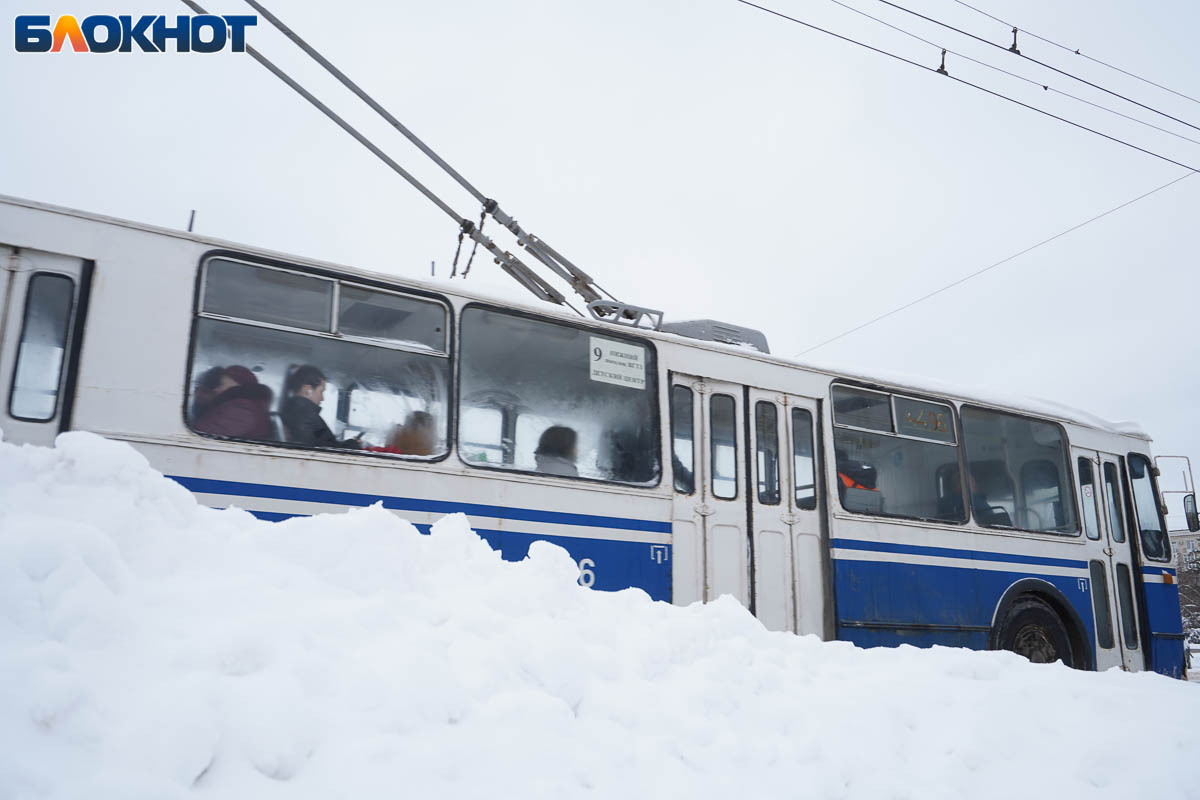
[0,194,1189,677]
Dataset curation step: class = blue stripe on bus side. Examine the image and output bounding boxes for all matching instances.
[1140,565,1175,576]
[172,475,672,533]
[830,537,1088,570]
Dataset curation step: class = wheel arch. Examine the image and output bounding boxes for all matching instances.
[990,578,1094,671]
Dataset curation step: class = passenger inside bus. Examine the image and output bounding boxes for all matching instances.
[535,425,579,477]
[191,365,274,440]
[373,410,437,456]
[835,448,882,513]
[600,426,657,484]
[280,364,363,449]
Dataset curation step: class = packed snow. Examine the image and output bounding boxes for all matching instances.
[1,432,1197,800]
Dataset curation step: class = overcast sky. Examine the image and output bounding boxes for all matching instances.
[3,0,1198,509]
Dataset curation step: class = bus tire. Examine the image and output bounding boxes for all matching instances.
[995,596,1075,668]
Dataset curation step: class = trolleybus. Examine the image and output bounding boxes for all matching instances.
[0,194,1188,677]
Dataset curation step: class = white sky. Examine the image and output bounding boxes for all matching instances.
[3,0,1198,499]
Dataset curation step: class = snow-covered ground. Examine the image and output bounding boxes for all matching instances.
[2,432,1198,800]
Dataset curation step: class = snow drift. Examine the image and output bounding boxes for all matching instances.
[1,432,1197,799]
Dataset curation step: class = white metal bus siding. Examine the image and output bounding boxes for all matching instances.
[0,194,1185,677]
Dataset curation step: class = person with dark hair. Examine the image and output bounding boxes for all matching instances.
[279,365,361,449]
[192,365,273,440]
[535,425,578,477]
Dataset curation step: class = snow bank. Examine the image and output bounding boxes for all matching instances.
[1,433,1197,800]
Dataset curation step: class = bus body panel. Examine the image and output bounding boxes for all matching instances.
[129,438,674,601]
[832,558,1095,653]
[1139,567,1185,677]
[827,516,1095,657]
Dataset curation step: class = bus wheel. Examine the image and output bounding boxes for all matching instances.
[997,597,1075,668]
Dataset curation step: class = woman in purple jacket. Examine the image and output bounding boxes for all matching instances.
[191,365,274,440]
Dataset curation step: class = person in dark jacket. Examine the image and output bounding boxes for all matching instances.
[192,365,273,440]
[279,365,361,449]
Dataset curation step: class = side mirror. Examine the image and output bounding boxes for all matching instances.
[1186,493,1200,533]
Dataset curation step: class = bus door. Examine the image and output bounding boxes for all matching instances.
[0,246,91,446]
[747,389,824,634]
[1126,452,1185,676]
[1074,448,1142,671]
[670,374,750,609]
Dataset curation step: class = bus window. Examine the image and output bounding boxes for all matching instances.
[1077,457,1101,540]
[710,394,737,499]
[968,460,1015,527]
[671,385,695,495]
[189,259,450,457]
[1115,564,1139,649]
[9,273,74,421]
[337,285,447,352]
[831,385,891,431]
[1088,561,1115,650]
[755,401,780,505]
[460,406,504,465]
[831,385,964,522]
[458,307,660,485]
[1021,459,1069,531]
[961,408,1077,534]
[1102,462,1126,543]
[792,408,816,511]
[1128,453,1170,561]
[203,258,333,331]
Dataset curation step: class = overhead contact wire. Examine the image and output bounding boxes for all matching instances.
[822,0,1200,148]
[951,0,1200,108]
[732,0,1200,172]
[876,0,1200,134]
[795,171,1197,355]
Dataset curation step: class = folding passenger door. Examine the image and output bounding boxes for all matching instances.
[1074,447,1143,671]
[0,246,91,446]
[1096,452,1144,670]
[747,389,824,634]
[670,374,750,608]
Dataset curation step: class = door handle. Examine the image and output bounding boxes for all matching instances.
[780,512,798,525]
[1103,547,1114,556]
[696,504,715,517]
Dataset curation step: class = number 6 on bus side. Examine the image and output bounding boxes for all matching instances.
[578,558,596,587]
